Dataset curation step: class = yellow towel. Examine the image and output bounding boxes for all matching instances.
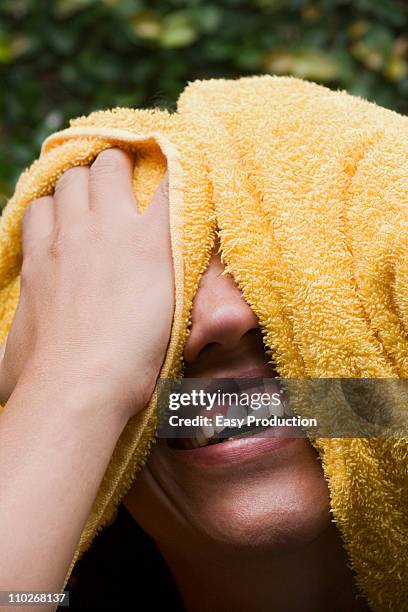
[1,75,408,610]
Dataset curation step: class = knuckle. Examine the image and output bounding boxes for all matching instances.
[50,221,103,256]
[48,231,66,259]
[111,207,138,229]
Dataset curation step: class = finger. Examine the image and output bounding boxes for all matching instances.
[89,148,139,217]
[54,166,90,225]
[142,173,172,267]
[143,171,170,233]
[22,196,55,258]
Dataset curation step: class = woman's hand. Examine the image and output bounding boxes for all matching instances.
[0,148,174,422]
[0,148,174,594]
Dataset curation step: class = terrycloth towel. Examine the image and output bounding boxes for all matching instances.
[1,75,408,611]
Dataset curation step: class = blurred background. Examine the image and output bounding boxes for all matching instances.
[1,0,408,206]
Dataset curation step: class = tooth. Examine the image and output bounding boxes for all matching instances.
[268,401,283,417]
[252,405,269,419]
[202,423,214,439]
[214,412,226,433]
[227,404,246,420]
[196,429,209,447]
[246,407,263,421]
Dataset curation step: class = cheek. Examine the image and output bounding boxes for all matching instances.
[125,441,331,554]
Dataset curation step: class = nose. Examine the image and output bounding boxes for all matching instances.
[183,250,259,363]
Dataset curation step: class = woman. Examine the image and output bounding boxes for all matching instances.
[0,148,368,611]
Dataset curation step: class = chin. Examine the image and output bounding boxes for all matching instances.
[124,437,331,556]
[190,468,331,555]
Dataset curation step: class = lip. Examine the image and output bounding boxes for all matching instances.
[196,365,279,381]
[164,430,297,467]
[162,362,287,467]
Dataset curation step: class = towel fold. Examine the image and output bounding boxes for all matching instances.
[2,75,408,611]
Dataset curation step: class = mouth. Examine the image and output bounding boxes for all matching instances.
[162,372,299,465]
[164,428,297,467]
[167,404,278,450]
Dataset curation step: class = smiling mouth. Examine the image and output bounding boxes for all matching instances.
[165,376,291,450]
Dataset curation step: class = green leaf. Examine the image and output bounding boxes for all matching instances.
[159,11,199,48]
[190,5,223,34]
[263,48,342,82]
[130,11,163,40]
[0,34,13,63]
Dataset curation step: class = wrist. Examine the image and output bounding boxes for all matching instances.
[8,365,131,431]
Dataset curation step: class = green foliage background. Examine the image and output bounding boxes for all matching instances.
[1,0,408,204]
